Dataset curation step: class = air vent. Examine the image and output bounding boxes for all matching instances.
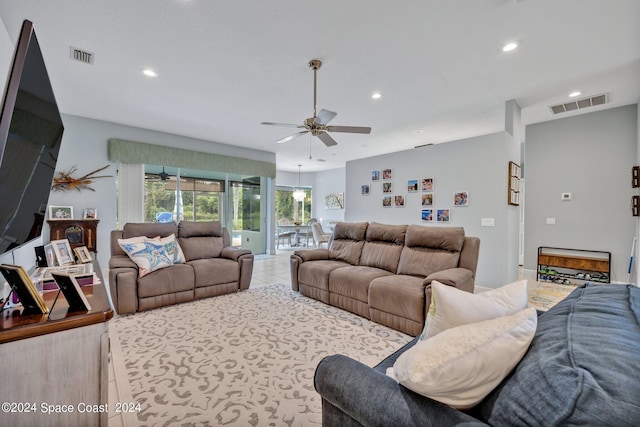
[70,46,94,64]
[549,94,607,115]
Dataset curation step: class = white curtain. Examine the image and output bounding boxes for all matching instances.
[116,163,144,228]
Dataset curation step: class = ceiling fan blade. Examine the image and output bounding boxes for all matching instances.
[276,131,309,144]
[315,109,337,125]
[261,121,304,128]
[326,125,372,134]
[317,131,338,147]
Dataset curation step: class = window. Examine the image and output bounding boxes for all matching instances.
[276,186,311,224]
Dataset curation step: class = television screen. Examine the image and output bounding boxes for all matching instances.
[0,20,63,255]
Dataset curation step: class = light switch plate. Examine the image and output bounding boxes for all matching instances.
[546,217,556,225]
[481,218,495,227]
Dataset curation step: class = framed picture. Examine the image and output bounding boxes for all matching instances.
[371,170,380,181]
[394,195,405,207]
[382,182,393,193]
[325,193,344,209]
[83,208,97,219]
[382,168,393,180]
[407,180,418,192]
[421,178,434,191]
[454,192,469,206]
[74,246,92,263]
[51,239,74,266]
[382,196,393,208]
[49,206,73,220]
[437,209,451,223]
[361,185,370,195]
[421,209,434,222]
[421,193,434,206]
[44,243,58,267]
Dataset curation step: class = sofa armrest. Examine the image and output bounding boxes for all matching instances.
[220,246,252,261]
[315,354,488,427]
[237,253,254,291]
[424,267,474,293]
[293,248,329,261]
[108,255,139,315]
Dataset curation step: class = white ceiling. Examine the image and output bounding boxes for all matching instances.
[1,0,638,172]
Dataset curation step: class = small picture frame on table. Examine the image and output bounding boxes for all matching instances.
[51,239,74,266]
[49,206,73,220]
[83,208,98,219]
[74,246,92,264]
[44,243,58,267]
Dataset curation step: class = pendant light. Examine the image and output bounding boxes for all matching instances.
[293,164,306,201]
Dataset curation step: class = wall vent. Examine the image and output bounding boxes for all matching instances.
[549,93,607,115]
[70,46,94,64]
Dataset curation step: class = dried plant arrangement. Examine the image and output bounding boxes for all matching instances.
[52,164,112,191]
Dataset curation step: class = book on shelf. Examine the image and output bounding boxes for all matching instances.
[0,264,49,314]
[49,272,92,312]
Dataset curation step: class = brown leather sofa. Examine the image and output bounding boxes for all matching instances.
[290,222,480,336]
[109,221,254,315]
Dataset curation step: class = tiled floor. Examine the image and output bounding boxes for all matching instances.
[107,251,545,426]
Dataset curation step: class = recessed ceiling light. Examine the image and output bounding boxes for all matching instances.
[414,129,424,135]
[371,92,382,100]
[142,68,158,78]
[502,42,519,52]
[569,91,582,98]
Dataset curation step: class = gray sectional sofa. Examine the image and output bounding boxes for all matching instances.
[315,283,640,426]
[108,221,254,315]
[290,222,480,336]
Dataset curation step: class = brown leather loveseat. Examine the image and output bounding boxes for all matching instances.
[109,221,254,315]
[290,222,479,335]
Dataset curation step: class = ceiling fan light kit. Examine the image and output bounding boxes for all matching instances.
[262,59,372,147]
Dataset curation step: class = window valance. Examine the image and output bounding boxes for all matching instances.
[108,138,276,178]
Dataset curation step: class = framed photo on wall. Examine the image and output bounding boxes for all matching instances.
[437,209,451,223]
[421,193,434,206]
[421,178,434,191]
[382,168,393,180]
[361,185,370,195]
[421,209,434,222]
[454,192,469,206]
[382,196,392,208]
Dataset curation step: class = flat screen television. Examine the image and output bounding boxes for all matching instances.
[0,20,63,255]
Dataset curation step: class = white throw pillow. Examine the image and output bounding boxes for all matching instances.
[147,234,185,264]
[389,307,537,409]
[421,279,528,340]
[118,239,173,277]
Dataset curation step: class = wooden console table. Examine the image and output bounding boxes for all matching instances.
[48,219,99,253]
[0,261,112,426]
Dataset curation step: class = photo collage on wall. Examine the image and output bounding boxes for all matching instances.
[364,168,469,222]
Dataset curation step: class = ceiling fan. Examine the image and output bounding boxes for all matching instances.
[261,59,372,147]
[145,166,170,182]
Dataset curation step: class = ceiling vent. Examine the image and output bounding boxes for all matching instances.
[69,46,94,65]
[549,94,607,115]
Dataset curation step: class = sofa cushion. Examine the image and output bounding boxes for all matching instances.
[389,307,537,410]
[360,223,407,272]
[329,266,393,303]
[178,232,224,261]
[328,222,368,265]
[189,258,239,287]
[178,220,222,238]
[421,280,529,340]
[149,234,185,264]
[137,263,195,298]
[118,239,174,277]
[369,275,426,323]
[298,260,352,292]
[396,226,465,277]
[480,284,640,426]
[122,222,178,239]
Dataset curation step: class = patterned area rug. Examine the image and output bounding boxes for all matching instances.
[111,284,411,426]
[528,282,578,311]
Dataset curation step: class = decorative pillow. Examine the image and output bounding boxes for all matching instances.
[146,234,185,264]
[389,307,537,409]
[118,239,173,277]
[421,279,528,340]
